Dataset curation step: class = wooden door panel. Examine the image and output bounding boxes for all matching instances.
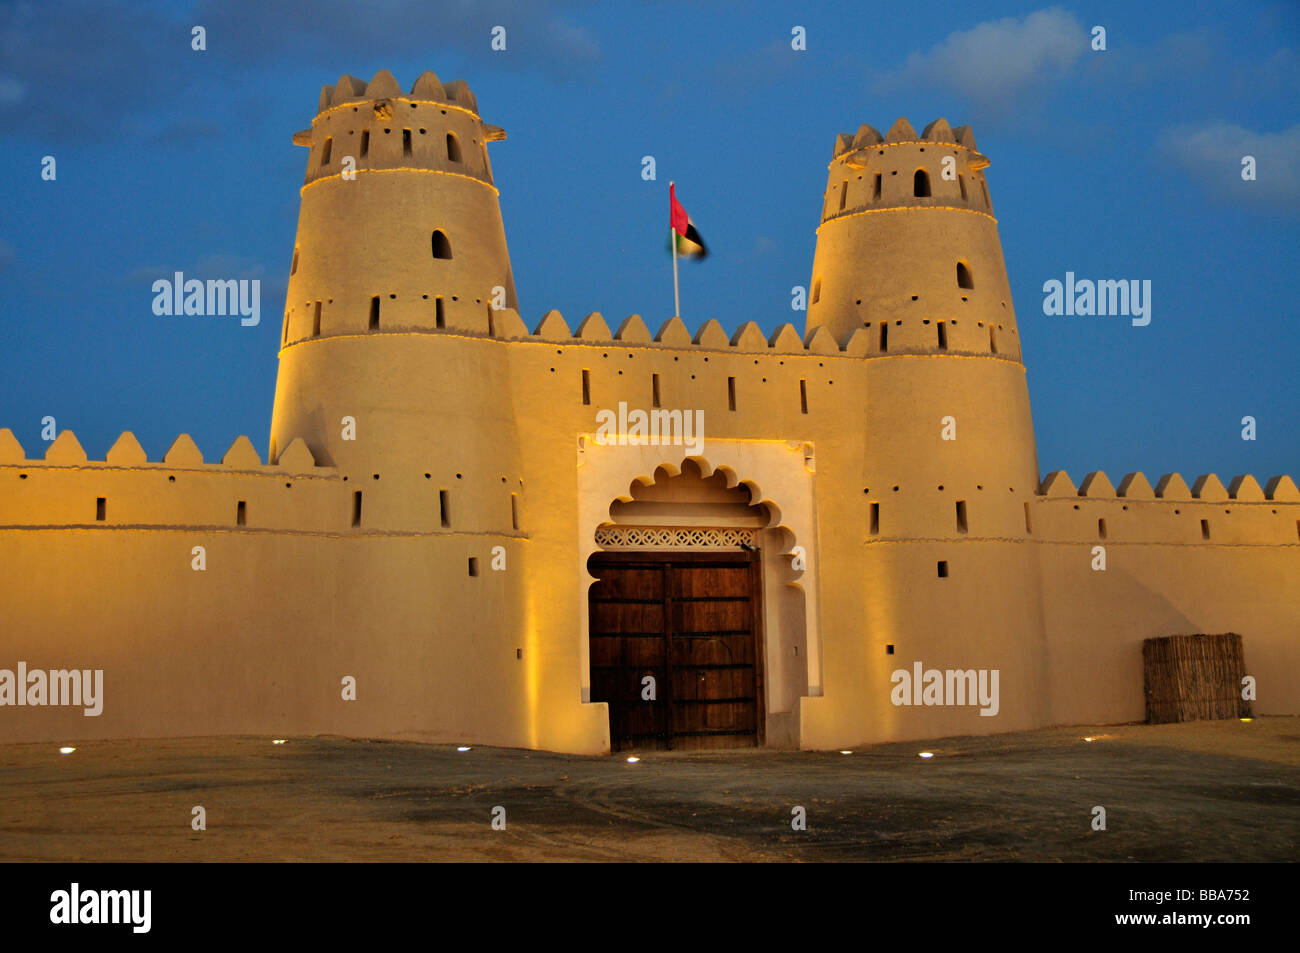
[589,552,762,752]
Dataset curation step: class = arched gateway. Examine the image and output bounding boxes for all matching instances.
[580,456,818,751]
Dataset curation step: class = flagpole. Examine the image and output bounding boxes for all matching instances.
[670,180,681,320]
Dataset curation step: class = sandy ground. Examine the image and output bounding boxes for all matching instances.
[1,718,1297,862]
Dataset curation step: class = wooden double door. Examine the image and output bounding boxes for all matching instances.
[588,551,765,751]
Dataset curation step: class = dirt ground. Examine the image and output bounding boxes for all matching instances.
[2,718,1297,862]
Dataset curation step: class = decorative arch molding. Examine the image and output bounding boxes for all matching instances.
[575,437,824,727]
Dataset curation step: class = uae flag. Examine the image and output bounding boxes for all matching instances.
[669,183,708,259]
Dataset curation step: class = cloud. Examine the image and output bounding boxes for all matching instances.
[875,7,1086,104]
[0,0,602,142]
[1159,123,1300,212]
[192,0,603,75]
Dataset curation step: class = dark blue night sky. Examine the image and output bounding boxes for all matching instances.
[1,1,1296,483]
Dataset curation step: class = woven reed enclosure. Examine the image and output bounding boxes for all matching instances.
[1142,633,1252,724]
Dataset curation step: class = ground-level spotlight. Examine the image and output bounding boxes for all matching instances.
[457,746,471,752]
[272,739,287,745]
[59,746,76,755]
[1240,718,1253,723]
[626,756,640,764]
[839,750,853,755]
[918,751,934,759]
[1083,736,1095,742]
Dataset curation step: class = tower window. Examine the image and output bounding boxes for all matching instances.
[1098,518,1107,539]
[320,137,332,166]
[1024,502,1033,533]
[838,180,847,211]
[435,297,445,328]
[1201,519,1210,540]
[799,379,808,414]
[873,173,882,200]
[937,560,949,578]
[369,295,380,329]
[510,493,519,531]
[937,321,948,350]
[402,128,412,157]
[958,174,967,200]
[913,169,931,197]
[440,489,451,528]
[352,491,362,528]
[312,300,322,337]
[869,502,880,535]
[582,369,591,405]
[431,229,453,259]
[989,325,998,354]
[727,376,737,412]
[879,321,888,352]
[291,248,299,275]
[980,179,990,207]
[96,497,106,521]
[360,130,369,158]
[957,262,974,289]
[651,373,661,408]
[468,557,479,577]
[812,279,821,304]
[237,501,247,526]
[955,500,967,534]
[446,132,462,163]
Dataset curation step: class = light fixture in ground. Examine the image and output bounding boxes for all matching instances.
[272,739,287,745]
[918,751,934,759]
[839,750,852,755]
[626,756,640,764]
[59,746,76,755]
[457,746,471,752]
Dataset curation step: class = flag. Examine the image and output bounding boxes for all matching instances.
[669,183,708,259]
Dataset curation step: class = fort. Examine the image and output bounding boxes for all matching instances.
[1,69,1296,755]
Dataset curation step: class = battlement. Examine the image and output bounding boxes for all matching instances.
[0,428,345,533]
[1036,469,1300,503]
[313,69,483,118]
[342,306,1019,361]
[832,117,980,160]
[0,428,327,472]
[1028,469,1300,548]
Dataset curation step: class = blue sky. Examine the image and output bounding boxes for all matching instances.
[0,0,1296,484]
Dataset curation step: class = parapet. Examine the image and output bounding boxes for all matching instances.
[0,428,330,475]
[315,69,483,118]
[1036,469,1299,503]
[486,307,976,359]
[832,117,979,160]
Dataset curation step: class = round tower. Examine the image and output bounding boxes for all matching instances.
[269,69,524,533]
[809,117,1051,735]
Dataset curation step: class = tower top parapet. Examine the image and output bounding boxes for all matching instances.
[831,117,983,164]
[313,69,486,119]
